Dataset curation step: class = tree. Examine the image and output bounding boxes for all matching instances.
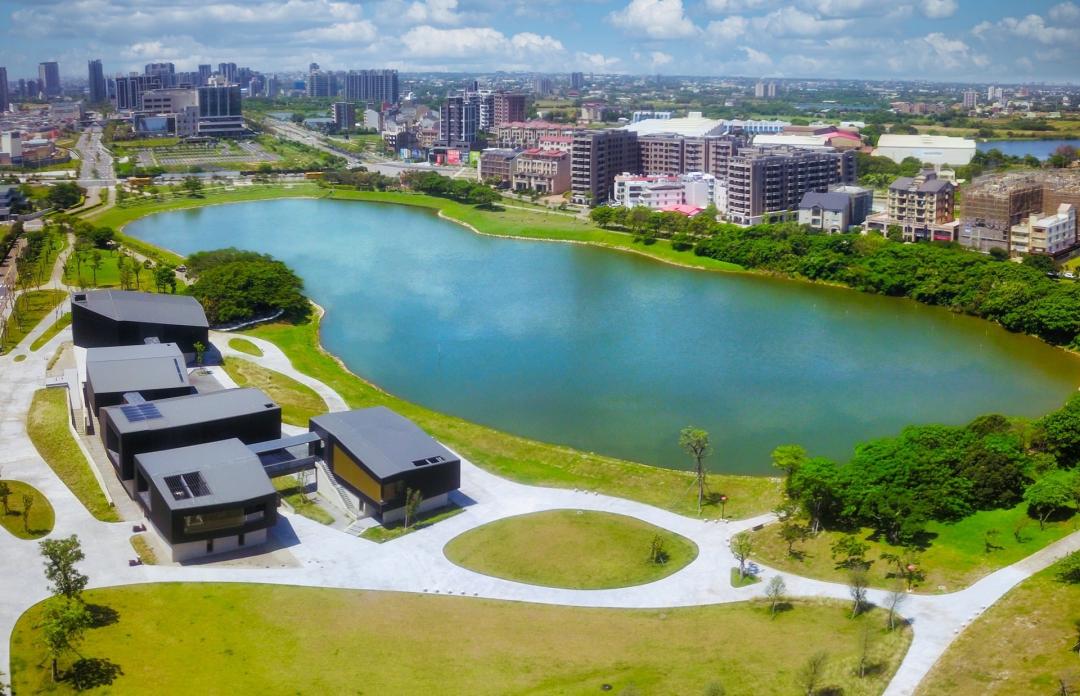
[1024,470,1077,530]
[679,426,711,514]
[1039,394,1080,467]
[1023,253,1058,275]
[831,534,871,571]
[193,341,206,367]
[765,575,786,616]
[190,255,309,325]
[988,246,1009,261]
[779,517,811,557]
[885,586,907,631]
[1058,552,1080,584]
[856,623,874,678]
[21,493,33,533]
[471,186,500,209]
[403,488,423,529]
[117,255,134,291]
[154,264,177,293]
[0,479,10,514]
[848,568,870,618]
[731,531,754,580]
[590,206,615,228]
[702,681,725,696]
[89,249,102,287]
[181,176,203,197]
[648,534,669,565]
[42,598,92,682]
[39,535,88,601]
[795,651,828,696]
[46,182,84,209]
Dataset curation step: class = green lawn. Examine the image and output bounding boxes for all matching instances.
[227,337,263,357]
[222,356,326,427]
[10,583,911,695]
[244,316,783,520]
[360,504,464,543]
[63,248,165,291]
[2,291,67,354]
[750,504,1078,592]
[272,476,334,525]
[129,534,158,565]
[26,389,119,522]
[0,480,55,539]
[730,567,761,588]
[29,312,71,351]
[444,510,698,589]
[918,557,1080,695]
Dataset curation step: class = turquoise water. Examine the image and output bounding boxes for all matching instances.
[977,139,1080,160]
[126,199,1080,474]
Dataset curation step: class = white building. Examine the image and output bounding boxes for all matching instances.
[631,111,671,123]
[1,132,22,161]
[624,112,725,138]
[873,134,976,167]
[1010,204,1077,256]
[612,171,719,211]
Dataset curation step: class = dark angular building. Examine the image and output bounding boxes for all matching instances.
[84,342,195,417]
[71,290,209,354]
[99,388,281,490]
[134,438,278,561]
[310,407,460,523]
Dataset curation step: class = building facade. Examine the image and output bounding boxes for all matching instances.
[493,92,527,127]
[512,149,571,195]
[333,101,356,132]
[344,69,399,105]
[1010,204,1077,256]
[38,62,60,97]
[866,171,958,242]
[197,85,245,136]
[724,146,856,225]
[571,129,639,205]
[115,75,163,111]
[88,59,107,103]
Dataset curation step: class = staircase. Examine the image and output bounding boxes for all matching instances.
[315,458,359,520]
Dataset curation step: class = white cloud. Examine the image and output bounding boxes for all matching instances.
[510,32,565,52]
[802,0,885,15]
[404,0,462,25]
[296,21,378,43]
[705,0,773,11]
[705,16,749,43]
[608,0,699,39]
[998,14,1076,45]
[751,8,852,36]
[1049,2,1080,22]
[400,25,563,60]
[575,51,622,71]
[650,50,673,67]
[920,0,957,19]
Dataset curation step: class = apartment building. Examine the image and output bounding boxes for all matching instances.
[1010,204,1077,256]
[636,133,747,178]
[571,129,639,205]
[798,186,873,233]
[88,60,107,103]
[493,93,527,127]
[494,120,581,149]
[512,149,570,195]
[344,69,399,105]
[866,171,957,242]
[613,172,719,211]
[723,146,856,225]
[333,102,356,132]
[478,148,518,186]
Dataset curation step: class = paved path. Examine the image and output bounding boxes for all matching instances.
[1,309,1077,693]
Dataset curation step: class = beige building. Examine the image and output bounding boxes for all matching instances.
[866,171,957,242]
[512,149,570,195]
[1010,204,1077,256]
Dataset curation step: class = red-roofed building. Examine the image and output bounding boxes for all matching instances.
[661,204,703,216]
[512,148,571,194]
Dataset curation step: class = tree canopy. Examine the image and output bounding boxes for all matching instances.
[188,251,309,325]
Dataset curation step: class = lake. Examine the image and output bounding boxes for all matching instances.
[977,138,1080,160]
[126,199,1080,474]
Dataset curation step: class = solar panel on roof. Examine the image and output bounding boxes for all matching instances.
[120,402,163,422]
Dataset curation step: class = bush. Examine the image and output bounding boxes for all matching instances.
[1057,552,1080,583]
[189,252,310,326]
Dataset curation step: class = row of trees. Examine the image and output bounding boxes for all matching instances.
[322,168,396,191]
[187,247,310,325]
[400,171,501,208]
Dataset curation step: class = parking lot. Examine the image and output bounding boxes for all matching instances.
[137,140,280,167]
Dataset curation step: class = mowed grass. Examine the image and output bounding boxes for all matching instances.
[244,316,783,520]
[227,337,263,357]
[1,290,67,354]
[63,248,163,291]
[918,558,1080,695]
[0,480,55,539]
[29,312,71,351]
[222,357,326,427]
[26,389,119,522]
[750,504,1078,592]
[10,583,912,696]
[444,510,698,589]
[272,475,334,525]
[360,504,464,543]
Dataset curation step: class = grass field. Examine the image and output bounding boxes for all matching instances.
[918,557,1080,695]
[444,510,698,589]
[29,312,72,351]
[360,504,464,542]
[64,248,162,291]
[26,389,119,523]
[0,479,55,539]
[750,503,1078,592]
[1,291,67,354]
[10,583,911,695]
[227,337,263,357]
[272,475,334,525]
[222,356,326,427]
[244,316,782,520]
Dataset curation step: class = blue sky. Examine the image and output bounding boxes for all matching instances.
[1,0,1078,82]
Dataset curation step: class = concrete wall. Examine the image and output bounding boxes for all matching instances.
[170,527,267,563]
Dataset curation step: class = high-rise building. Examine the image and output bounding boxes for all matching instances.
[869,170,957,242]
[88,60,107,103]
[0,67,9,113]
[263,76,279,98]
[344,69,399,105]
[723,146,856,225]
[307,69,331,98]
[439,93,479,144]
[197,84,245,136]
[114,75,163,110]
[145,62,176,87]
[533,77,553,96]
[962,89,978,110]
[767,81,778,98]
[333,102,356,132]
[217,62,237,84]
[38,61,61,97]
[754,81,766,99]
[570,72,584,90]
[493,92,527,127]
[198,64,212,86]
[570,129,639,205]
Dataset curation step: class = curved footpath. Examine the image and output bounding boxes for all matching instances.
[1,321,1078,695]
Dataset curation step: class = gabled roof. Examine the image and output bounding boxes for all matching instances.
[311,406,458,480]
[72,290,208,329]
[86,342,190,394]
[800,191,851,213]
[103,387,278,434]
[136,438,274,510]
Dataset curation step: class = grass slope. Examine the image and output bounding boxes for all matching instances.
[750,504,1078,592]
[918,558,1080,695]
[222,356,326,427]
[29,312,72,351]
[64,248,161,291]
[444,509,698,589]
[2,291,67,354]
[0,480,55,539]
[360,504,464,543]
[10,583,911,696]
[227,337,263,357]
[272,476,334,525]
[245,316,782,520]
[26,389,119,522]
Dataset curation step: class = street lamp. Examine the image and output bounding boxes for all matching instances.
[720,494,728,520]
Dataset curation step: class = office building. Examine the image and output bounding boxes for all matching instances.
[866,171,958,242]
[88,59,107,103]
[571,129,639,205]
[0,67,8,113]
[873,134,976,167]
[724,146,856,225]
[493,92,527,127]
[571,72,585,90]
[197,84,245,136]
[439,93,479,145]
[307,68,331,98]
[38,61,61,97]
[1010,204,1077,256]
[145,62,175,87]
[344,69,399,105]
[332,101,355,132]
[198,64,212,86]
[218,62,237,84]
[114,75,163,111]
[140,87,198,114]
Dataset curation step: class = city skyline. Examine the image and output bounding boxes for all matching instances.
[1,0,1079,83]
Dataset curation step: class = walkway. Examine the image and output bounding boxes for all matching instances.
[0,301,1077,694]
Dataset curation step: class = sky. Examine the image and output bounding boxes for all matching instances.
[1,0,1078,83]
